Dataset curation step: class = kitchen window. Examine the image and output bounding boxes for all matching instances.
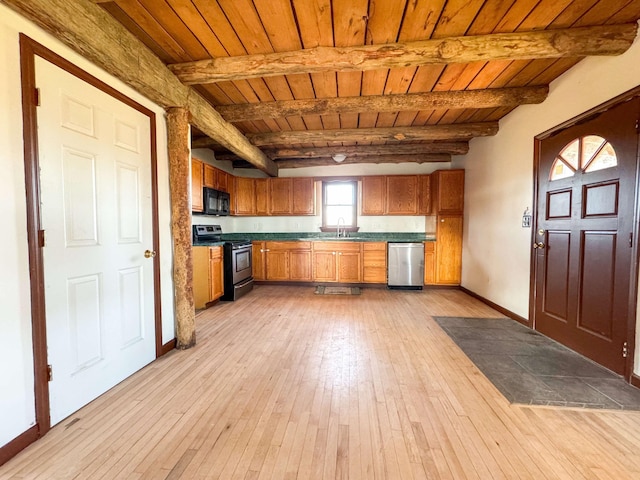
[321,180,358,232]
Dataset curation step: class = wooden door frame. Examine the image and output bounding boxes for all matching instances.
[18,35,165,441]
[529,86,640,382]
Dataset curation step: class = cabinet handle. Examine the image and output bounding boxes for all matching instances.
[332,252,336,255]
[338,252,342,255]
[264,249,270,252]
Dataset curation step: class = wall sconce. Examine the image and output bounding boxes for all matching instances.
[332,153,347,163]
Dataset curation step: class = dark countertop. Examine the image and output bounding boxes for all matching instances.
[192,232,436,244]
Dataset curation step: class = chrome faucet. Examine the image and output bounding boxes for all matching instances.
[336,217,345,238]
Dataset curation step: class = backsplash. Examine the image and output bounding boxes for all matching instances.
[191,214,435,234]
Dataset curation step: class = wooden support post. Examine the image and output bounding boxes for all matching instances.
[167,107,195,349]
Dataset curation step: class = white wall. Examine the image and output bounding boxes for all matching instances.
[453,29,640,373]
[191,148,442,234]
[0,5,175,448]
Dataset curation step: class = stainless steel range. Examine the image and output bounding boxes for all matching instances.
[192,225,254,301]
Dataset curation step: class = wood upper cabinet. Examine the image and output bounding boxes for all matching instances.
[432,169,464,215]
[312,242,362,283]
[216,170,229,192]
[362,175,420,215]
[361,176,385,215]
[234,177,256,215]
[269,178,292,214]
[363,242,387,284]
[203,163,215,188]
[255,179,269,215]
[292,177,315,215]
[435,215,463,285]
[191,157,204,213]
[418,174,432,215]
[386,175,418,215]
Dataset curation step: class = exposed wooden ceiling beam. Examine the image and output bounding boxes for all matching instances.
[217,87,548,122]
[232,154,451,169]
[3,0,278,176]
[169,24,637,84]
[246,123,498,146]
[216,143,468,160]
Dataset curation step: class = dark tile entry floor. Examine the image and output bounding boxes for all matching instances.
[435,316,640,410]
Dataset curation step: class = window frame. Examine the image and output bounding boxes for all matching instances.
[320,179,359,233]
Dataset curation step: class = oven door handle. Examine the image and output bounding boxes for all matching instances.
[235,277,253,288]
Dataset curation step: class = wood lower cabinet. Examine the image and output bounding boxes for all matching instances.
[256,241,312,282]
[312,242,362,283]
[252,242,267,281]
[424,242,436,285]
[193,245,224,309]
[363,242,387,283]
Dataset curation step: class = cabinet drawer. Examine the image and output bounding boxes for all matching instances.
[266,241,311,251]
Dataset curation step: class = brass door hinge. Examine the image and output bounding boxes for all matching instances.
[47,364,53,382]
[622,342,629,358]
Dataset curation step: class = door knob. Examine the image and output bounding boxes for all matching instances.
[533,242,545,250]
[144,249,157,258]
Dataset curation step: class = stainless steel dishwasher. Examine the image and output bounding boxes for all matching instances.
[387,242,424,289]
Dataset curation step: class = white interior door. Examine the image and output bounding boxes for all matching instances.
[36,57,156,425]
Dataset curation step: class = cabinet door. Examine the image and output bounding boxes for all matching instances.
[292,178,315,215]
[269,178,292,214]
[338,251,362,283]
[252,242,267,281]
[418,175,432,215]
[363,242,387,283]
[313,250,337,282]
[203,163,216,188]
[234,177,256,215]
[209,246,224,301]
[216,169,229,192]
[361,176,385,215]
[290,250,312,281]
[424,242,436,285]
[386,175,418,215]
[433,170,464,214]
[436,215,463,285]
[191,158,203,213]
[255,179,269,215]
[192,246,209,309]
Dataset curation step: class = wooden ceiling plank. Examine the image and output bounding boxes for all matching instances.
[607,2,640,23]
[431,0,487,38]
[573,0,637,26]
[168,24,638,84]
[137,0,209,60]
[116,0,189,60]
[517,0,575,31]
[164,0,230,58]
[333,1,368,131]
[100,2,174,63]
[273,154,452,168]
[361,0,408,131]
[214,86,548,122]
[4,0,278,175]
[292,0,341,133]
[246,122,499,146]
[548,0,601,28]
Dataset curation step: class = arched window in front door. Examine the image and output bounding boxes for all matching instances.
[550,135,618,181]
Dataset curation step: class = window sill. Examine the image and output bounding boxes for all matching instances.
[319,226,360,233]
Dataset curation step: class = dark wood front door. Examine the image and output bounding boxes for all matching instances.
[534,97,640,375]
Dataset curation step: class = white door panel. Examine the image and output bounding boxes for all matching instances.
[36,57,155,425]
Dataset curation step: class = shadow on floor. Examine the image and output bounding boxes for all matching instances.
[434,316,640,410]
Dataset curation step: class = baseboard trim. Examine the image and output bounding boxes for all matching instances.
[0,424,39,467]
[459,286,530,327]
[158,339,176,357]
[631,374,640,389]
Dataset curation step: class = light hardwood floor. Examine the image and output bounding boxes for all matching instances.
[3,285,640,479]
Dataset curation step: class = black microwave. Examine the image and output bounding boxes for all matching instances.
[203,187,230,216]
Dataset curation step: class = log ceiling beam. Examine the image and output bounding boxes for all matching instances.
[169,24,637,85]
[232,154,452,169]
[212,143,469,161]
[217,87,548,122]
[245,123,498,146]
[2,0,278,176]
